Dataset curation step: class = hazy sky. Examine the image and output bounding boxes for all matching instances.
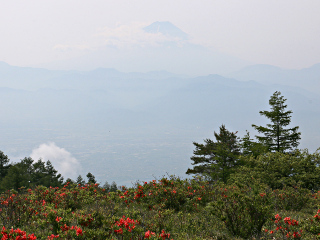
[1,0,320,70]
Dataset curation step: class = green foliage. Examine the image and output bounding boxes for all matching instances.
[266,214,303,239]
[0,151,11,181]
[1,176,320,239]
[272,186,312,211]
[1,89,320,239]
[102,181,118,193]
[252,91,301,152]
[119,176,211,212]
[187,124,241,183]
[86,172,96,184]
[0,157,63,191]
[110,181,118,192]
[76,175,85,186]
[229,150,320,191]
[303,209,320,236]
[240,130,268,157]
[0,179,208,239]
[208,182,273,239]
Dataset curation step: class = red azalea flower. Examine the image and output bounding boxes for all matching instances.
[76,227,83,236]
[144,230,155,239]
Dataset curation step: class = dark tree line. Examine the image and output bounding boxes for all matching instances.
[0,152,119,192]
[0,154,63,191]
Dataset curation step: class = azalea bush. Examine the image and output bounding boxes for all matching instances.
[208,182,273,239]
[0,182,176,239]
[267,214,303,239]
[272,186,312,211]
[0,176,320,239]
[118,177,212,212]
[1,227,37,240]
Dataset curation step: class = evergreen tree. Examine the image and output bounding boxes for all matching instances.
[103,181,111,192]
[0,157,34,191]
[32,159,47,186]
[0,157,63,191]
[86,172,96,184]
[110,181,118,192]
[240,131,268,157]
[252,91,301,152]
[29,159,63,188]
[0,151,11,180]
[64,178,75,185]
[186,125,241,183]
[76,175,85,186]
[1,165,25,191]
[44,160,63,187]
[229,150,320,191]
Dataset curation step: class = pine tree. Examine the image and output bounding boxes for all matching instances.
[103,181,111,192]
[0,157,34,191]
[44,160,63,187]
[110,181,118,192]
[252,91,301,152]
[186,125,241,183]
[76,175,86,186]
[86,172,97,184]
[0,151,11,180]
[240,131,268,157]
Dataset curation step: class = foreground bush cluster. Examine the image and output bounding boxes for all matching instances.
[1,177,320,239]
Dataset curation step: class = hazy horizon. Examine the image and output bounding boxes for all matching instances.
[1,1,320,75]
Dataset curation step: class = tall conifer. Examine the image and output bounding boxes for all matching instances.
[252,91,301,152]
[186,125,240,183]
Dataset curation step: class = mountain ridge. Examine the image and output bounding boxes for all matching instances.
[227,63,320,93]
[143,21,189,40]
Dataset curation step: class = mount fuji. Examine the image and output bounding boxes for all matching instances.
[39,21,249,76]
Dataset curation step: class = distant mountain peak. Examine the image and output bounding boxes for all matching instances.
[143,21,188,40]
[0,61,11,69]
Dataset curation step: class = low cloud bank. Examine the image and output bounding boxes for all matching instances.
[30,142,81,180]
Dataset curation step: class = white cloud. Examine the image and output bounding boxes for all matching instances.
[97,22,185,49]
[53,44,90,52]
[51,22,188,57]
[30,142,81,180]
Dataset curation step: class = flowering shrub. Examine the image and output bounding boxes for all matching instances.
[209,183,273,239]
[111,215,143,239]
[264,214,303,239]
[0,226,37,240]
[299,209,320,237]
[119,176,211,212]
[1,177,320,239]
[144,229,171,240]
[272,186,311,211]
[145,230,156,238]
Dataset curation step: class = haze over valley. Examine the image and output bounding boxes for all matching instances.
[1,1,320,186]
[1,59,320,186]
